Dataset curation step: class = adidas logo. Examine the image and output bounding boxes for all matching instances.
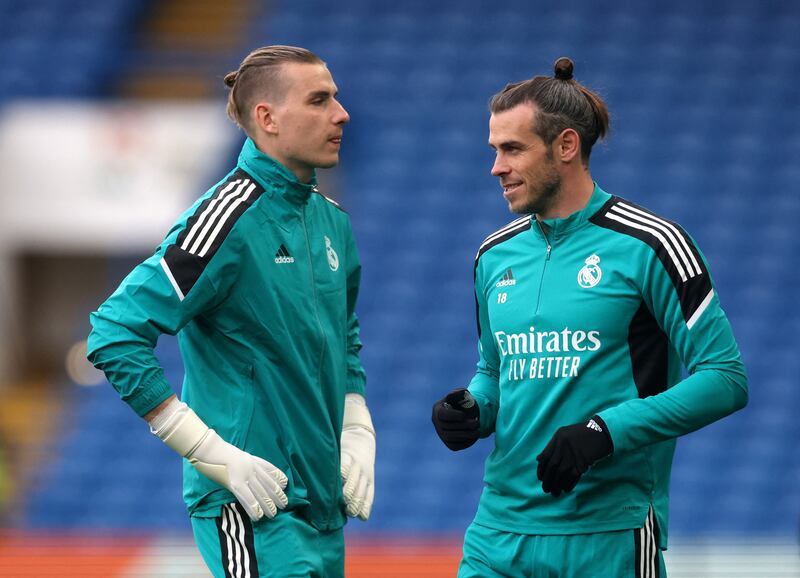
[587,419,603,433]
[274,244,295,264]
[495,268,516,287]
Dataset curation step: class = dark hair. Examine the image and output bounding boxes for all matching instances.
[489,57,610,161]
[224,45,324,133]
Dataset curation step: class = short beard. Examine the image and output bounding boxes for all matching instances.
[515,170,561,216]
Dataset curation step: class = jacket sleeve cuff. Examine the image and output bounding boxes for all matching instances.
[125,376,175,417]
[469,389,498,437]
[345,375,366,397]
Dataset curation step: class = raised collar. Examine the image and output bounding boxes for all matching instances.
[537,183,611,238]
[237,138,318,210]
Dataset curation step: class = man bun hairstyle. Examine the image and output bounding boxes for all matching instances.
[223,71,238,89]
[553,57,574,80]
[490,57,610,161]
[224,45,324,134]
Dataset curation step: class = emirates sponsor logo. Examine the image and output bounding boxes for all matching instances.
[494,326,601,356]
[494,326,602,381]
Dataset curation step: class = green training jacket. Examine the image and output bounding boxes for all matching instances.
[468,184,747,547]
[87,138,366,531]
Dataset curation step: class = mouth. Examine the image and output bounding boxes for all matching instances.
[329,136,342,146]
[502,182,523,198]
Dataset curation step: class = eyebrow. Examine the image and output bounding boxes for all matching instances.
[307,89,336,101]
[489,140,525,151]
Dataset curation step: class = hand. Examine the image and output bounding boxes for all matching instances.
[149,397,288,522]
[431,388,480,451]
[187,429,289,521]
[536,416,613,497]
[340,395,376,520]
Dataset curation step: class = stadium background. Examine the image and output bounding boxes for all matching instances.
[0,0,797,576]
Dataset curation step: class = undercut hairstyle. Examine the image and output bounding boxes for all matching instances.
[224,45,324,134]
[489,57,610,161]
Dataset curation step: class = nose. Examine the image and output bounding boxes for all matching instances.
[333,100,350,125]
[491,154,509,177]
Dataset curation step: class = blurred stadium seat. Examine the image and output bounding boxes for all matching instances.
[0,0,148,100]
[2,0,797,571]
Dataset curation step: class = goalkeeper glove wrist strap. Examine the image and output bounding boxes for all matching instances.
[344,393,375,436]
[148,397,209,457]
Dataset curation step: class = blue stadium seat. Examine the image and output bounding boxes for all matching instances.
[0,0,145,101]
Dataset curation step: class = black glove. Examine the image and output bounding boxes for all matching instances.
[431,388,480,451]
[536,416,614,497]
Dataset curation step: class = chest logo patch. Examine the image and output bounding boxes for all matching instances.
[577,254,602,288]
[325,236,339,271]
[496,268,516,287]
[274,244,295,264]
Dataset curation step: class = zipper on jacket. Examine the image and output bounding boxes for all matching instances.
[301,205,327,384]
[302,204,342,525]
[534,218,551,314]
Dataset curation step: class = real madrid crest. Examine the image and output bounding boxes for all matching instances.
[577,254,602,288]
[325,235,339,271]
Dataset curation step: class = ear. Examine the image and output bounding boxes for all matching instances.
[556,128,581,163]
[253,102,279,135]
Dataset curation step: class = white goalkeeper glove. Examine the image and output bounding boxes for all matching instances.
[340,393,376,520]
[148,397,288,522]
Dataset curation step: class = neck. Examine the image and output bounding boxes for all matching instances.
[252,135,314,184]
[286,163,314,184]
[539,165,595,220]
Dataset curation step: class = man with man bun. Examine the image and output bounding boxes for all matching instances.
[88,46,375,577]
[432,57,747,577]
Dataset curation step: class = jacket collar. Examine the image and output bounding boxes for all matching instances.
[237,138,318,220]
[537,183,611,238]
